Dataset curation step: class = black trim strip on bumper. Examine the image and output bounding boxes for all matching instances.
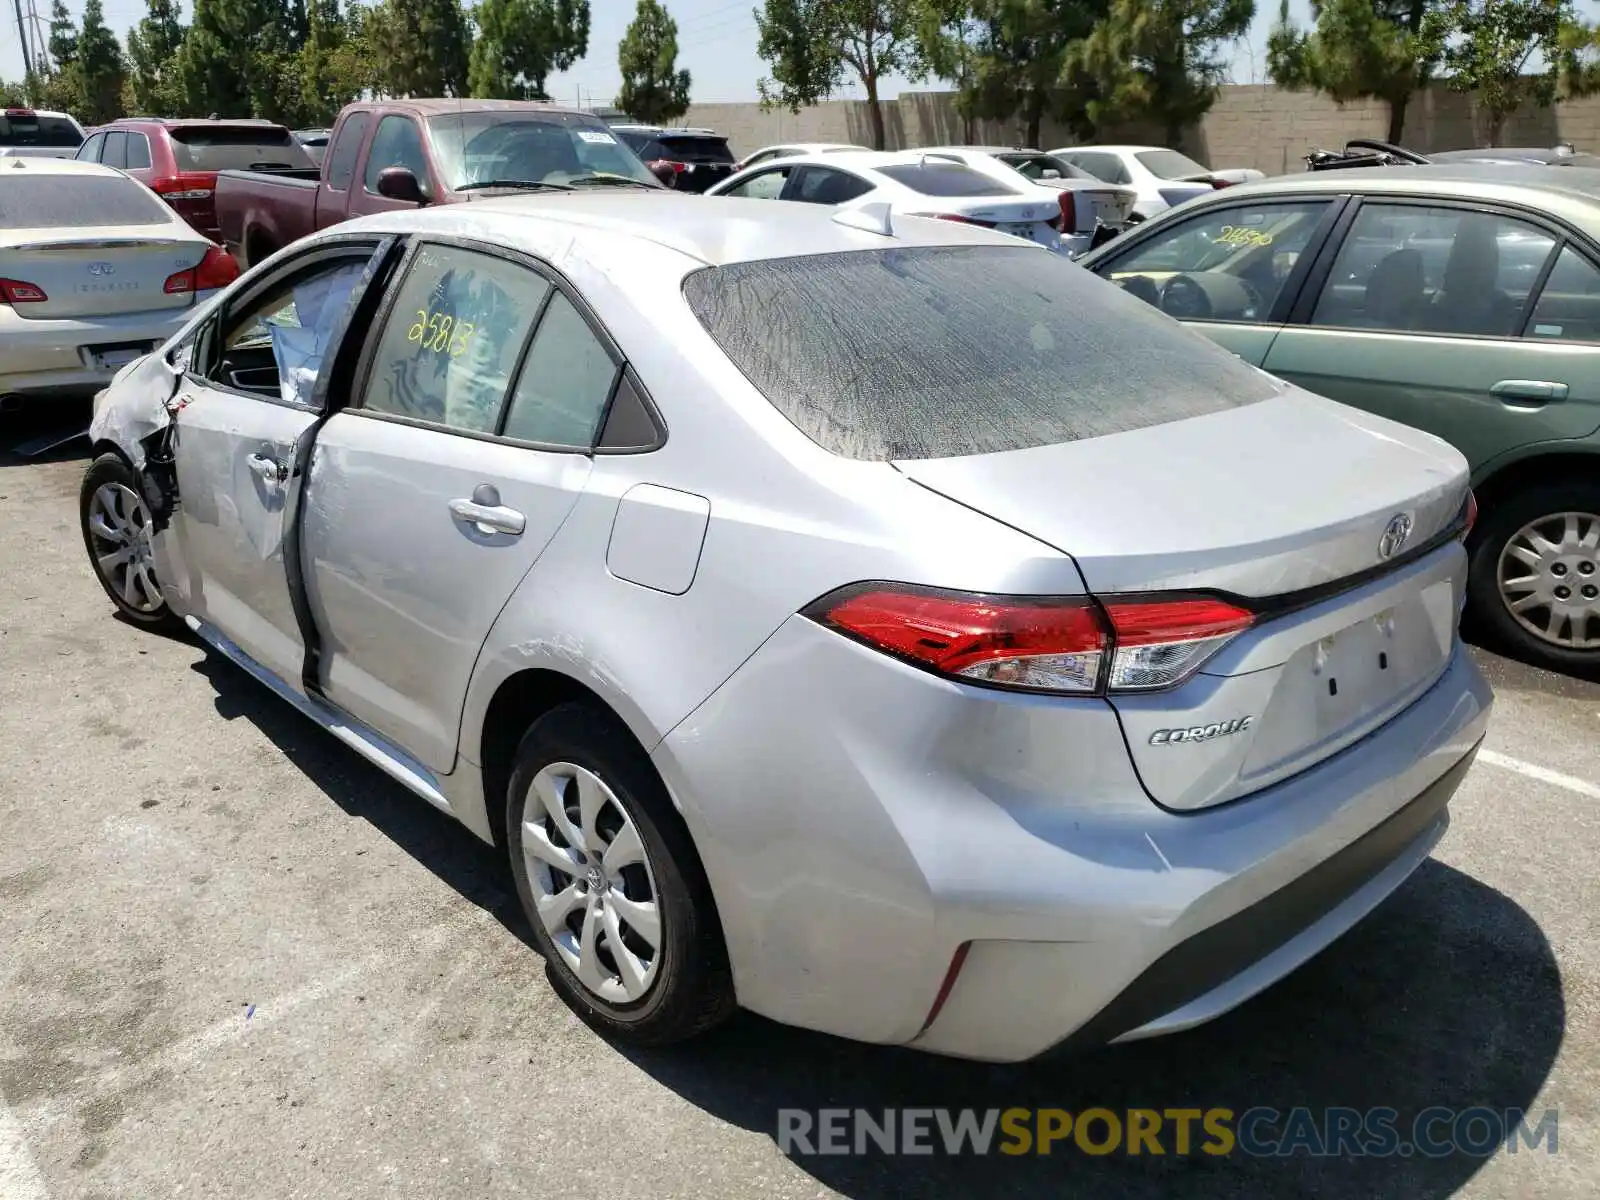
[1051,740,1481,1055]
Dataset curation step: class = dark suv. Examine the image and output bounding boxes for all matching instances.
[611,125,736,193]
[77,118,315,238]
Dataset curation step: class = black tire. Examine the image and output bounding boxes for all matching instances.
[506,702,735,1045]
[79,453,182,632]
[1468,479,1600,673]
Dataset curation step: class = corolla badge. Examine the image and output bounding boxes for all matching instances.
[1378,512,1414,560]
[87,262,116,276]
[1149,717,1253,745]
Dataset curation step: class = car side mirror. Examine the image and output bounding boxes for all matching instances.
[649,161,678,187]
[376,166,427,205]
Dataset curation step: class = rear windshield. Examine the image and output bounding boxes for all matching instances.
[0,111,81,148]
[682,246,1279,460]
[1135,149,1208,180]
[0,174,171,227]
[875,162,1017,196]
[169,126,314,171]
[656,135,734,164]
[999,152,1092,181]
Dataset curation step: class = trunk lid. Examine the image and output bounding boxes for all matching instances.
[895,389,1471,810]
[0,236,206,319]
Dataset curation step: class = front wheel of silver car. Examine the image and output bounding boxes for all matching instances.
[79,453,180,631]
[1469,480,1600,672]
[506,702,735,1044]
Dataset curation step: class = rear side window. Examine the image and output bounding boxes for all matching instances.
[169,125,314,171]
[324,113,371,190]
[0,174,171,227]
[125,132,152,169]
[501,292,619,446]
[361,244,550,433]
[874,162,1016,196]
[0,110,82,148]
[657,135,733,164]
[683,246,1280,461]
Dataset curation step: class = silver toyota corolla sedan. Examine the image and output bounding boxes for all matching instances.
[82,193,1492,1062]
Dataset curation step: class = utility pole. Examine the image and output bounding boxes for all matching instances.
[12,0,34,78]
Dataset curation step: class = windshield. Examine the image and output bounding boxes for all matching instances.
[1135,149,1208,180]
[683,246,1277,461]
[429,114,660,190]
[0,110,82,148]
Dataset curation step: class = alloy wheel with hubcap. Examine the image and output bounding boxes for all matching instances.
[87,482,163,614]
[521,761,663,1004]
[1495,510,1600,651]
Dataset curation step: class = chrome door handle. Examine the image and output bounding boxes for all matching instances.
[449,497,526,536]
[246,452,285,484]
[1490,379,1568,404]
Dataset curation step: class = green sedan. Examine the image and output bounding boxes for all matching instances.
[1081,163,1600,673]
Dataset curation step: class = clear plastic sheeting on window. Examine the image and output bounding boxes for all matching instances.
[267,261,367,407]
[682,245,1282,461]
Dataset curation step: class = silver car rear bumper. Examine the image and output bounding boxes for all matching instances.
[655,618,1491,1062]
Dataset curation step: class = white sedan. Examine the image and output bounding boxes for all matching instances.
[1049,145,1262,219]
[707,151,1065,252]
[916,146,1137,255]
[0,156,238,400]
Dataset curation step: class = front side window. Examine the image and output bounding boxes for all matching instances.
[218,255,371,405]
[361,244,550,433]
[1100,200,1330,323]
[1526,246,1600,343]
[428,114,659,190]
[501,292,619,446]
[723,167,790,200]
[1311,204,1556,337]
[364,116,430,194]
[683,245,1281,461]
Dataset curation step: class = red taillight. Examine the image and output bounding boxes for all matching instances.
[164,245,239,294]
[4,107,35,119]
[0,278,48,304]
[1056,191,1076,235]
[909,212,998,229]
[1464,491,1479,537]
[1209,178,1233,189]
[647,159,686,175]
[804,584,1255,695]
[154,173,216,202]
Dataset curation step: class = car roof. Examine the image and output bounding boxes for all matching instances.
[923,145,1043,154]
[355,98,595,119]
[0,155,126,177]
[342,191,1024,267]
[2,106,75,119]
[1062,145,1163,154]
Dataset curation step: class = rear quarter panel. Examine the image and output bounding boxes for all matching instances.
[215,171,319,263]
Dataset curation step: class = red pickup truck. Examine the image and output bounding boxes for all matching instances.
[214,98,668,268]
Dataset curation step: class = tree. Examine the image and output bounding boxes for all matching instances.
[1076,0,1252,145]
[1421,0,1596,145]
[298,0,359,123]
[1268,0,1438,144]
[957,0,1109,149]
[372,0,472,96]
[755,0,924,150]
[468,0,587,99]
[617,0,690,122]
[47,0,79,70]
[126,0,187,115]
[912,0,983,139]
[75,0,128,123]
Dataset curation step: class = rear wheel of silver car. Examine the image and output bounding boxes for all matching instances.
[79,454,179,630]
[506,702,734,1044]
[1469,481,1600,671]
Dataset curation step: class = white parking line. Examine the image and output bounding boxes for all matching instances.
[0,1101,50,1200]
[1478,748,1600,801]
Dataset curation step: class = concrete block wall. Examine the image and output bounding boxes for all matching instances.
[685,83,1600,173]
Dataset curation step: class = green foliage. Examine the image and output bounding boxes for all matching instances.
[370,0,471,96]
[1076,0,1253,143]
[1268,0,1439,143]
[126,0,187,116]
[617,0,691,123]
[755,0,924,148]
[76,0,128,123]
[955,0,1109,148]
[48,0,80,68]
[467,0,584,100]
[1421,0,1592,144]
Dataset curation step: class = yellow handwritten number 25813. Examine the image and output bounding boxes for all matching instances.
[406,308,477,357]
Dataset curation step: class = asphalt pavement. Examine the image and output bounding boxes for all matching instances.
[0,409,1595,1198]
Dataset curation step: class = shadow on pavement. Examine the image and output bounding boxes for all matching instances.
[187,638,1563,1200]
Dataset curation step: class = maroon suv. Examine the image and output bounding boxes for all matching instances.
[75,118,317,239]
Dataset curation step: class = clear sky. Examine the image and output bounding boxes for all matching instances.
[3,0,1313,105]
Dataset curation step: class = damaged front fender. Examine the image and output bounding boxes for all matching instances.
[88,350,185,533]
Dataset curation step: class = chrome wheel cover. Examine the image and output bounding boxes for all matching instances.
[1496,510,1600,650]
[521,762,663,1003]
[87,482,163,614]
